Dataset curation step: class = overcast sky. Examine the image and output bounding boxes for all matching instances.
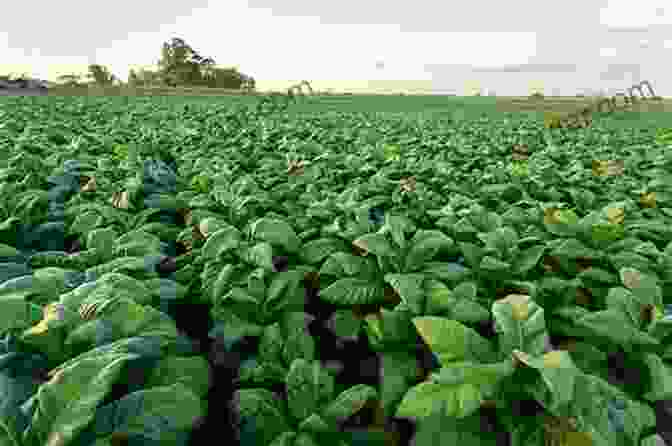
[1,0,670,95]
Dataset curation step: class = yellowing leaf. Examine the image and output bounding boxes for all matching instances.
[399,177,416,193]
[542,350,565,369]
[286,159,307,176]
[543,207,562,225]
[502,294,530,321]
[592,159,624,177]
[620,267,642,289]
[24,320,49,336]
[46,431,66,446]
[511,350,531,368]
[81,176,97,192]
[563,431,593,446]
[543,207,578,226]
[640,192,657,208]
[110,190,130,209]
[604,206,625,225]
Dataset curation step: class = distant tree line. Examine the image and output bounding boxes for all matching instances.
[45,37,256,91]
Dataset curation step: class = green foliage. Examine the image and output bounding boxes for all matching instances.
[55,73,85,87]
[0,95,669,446]
[86,64,118,86]
[153,37,256,90]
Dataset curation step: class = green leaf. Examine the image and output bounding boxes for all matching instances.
[395,379,484,420]
[280,312,317,365]
[512,245,545,275]
[201,226,242,261]
[449,299,491,326]
[251,218,301,254]
[112,230,161,257]
[396,359,517,419]
[240,242,275,271]
[319,253,377,278]
[469,209,502,233]
[619,267,663,308]
[0,295,42,333]
[424,279,455,316]
[422,261,471,283]
[320,278,385,305]
[577,267,618,285]
[143,278,188,304]
[259,323,285,364]
[25,352,133,446]
[268,431,298,446]
[385,214,415,249]
[352,233,397,258]
[237,360,288,388]
[265,270,307,315]
[492,294,549,358]
[320,384,378,426]
[327,309,363,339]
[285,359,335,423]
[412,316,495,366]
[70,211,104,236]
[299,238,347,264]
[296,414,331,435]
[641,353,672,401]
[576,309,660,352]
[509,349,579,413]
[232,388,292,446]
[86,227,117,259]
[202,263,237,303]
[411,409,501,446]
[384,273,426,314]
[403,230,454,271]
[551,238,598,260]
[458,242,484,269]
[220,287,264,323]
[247,268,268,301]
[543,207,580,236]
[380,351,423,417]
[477,227,518,258]
[479,256,511,274]
[146,356,211,399]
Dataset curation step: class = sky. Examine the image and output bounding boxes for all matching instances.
[1,0,671,96]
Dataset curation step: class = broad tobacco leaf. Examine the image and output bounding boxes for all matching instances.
[285,359,335,423]
[403,230,453,272]
[492,294,550,358]
[251,218,301,254]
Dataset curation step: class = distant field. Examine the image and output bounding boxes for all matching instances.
[5,84,670,128]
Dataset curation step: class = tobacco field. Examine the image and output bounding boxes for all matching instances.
[0,95,670,446]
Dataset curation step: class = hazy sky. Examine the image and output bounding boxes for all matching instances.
[1,0,671,95]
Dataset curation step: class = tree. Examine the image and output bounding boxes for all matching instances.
[155,37,255,89]
[241,73,256,92]
[86,64,117,86]
[56,73,84,87]
[0,71,30,82]
[130,68,162,87]
[157,37,214,86]
[127,69,139,86]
